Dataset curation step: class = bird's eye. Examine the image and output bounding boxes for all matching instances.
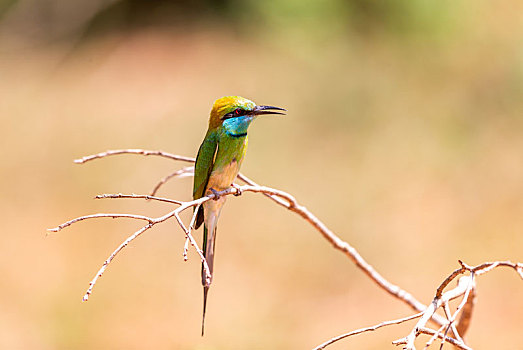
[221,109,243,120]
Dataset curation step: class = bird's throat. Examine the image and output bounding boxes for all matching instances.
[222,115,253,137]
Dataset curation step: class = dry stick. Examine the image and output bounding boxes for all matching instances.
[414,328,472,350]
[48,213,153,232]
[56,150,523,348]
[471,261,523,279]
[438,260,523,343]
[313,312,424,350]
[148,166,285,208]
[150,166,194,197]
[393,329,471,350]
[439,275,475,349]
[74,149,195,164]
[96,193,183,205]
[398,260,523,350]
[48,191,227,300]
[400,276,471,350]
[49,184,299,300]
[185,203,201,261]
[423,301,464,350]
[452,261,522,345]
[96,193,196,261]
[423,324,446,350]
[442,302,464,344]
[82,223,153,301]
[74,149,311,211]
[72,149,448,326]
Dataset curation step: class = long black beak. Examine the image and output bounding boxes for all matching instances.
[252,105,286,116]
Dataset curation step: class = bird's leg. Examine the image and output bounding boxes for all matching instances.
[209,188,221,201]
[231,183,243,196]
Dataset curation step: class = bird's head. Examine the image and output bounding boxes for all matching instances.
[209,96,285,135]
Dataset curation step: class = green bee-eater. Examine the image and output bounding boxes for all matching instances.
[193,96,285,335]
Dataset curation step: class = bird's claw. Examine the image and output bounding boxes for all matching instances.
[231,183,243,196]
[209,188,221,200]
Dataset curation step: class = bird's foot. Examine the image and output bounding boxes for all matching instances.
[231,183,243,196]
[209,188,221,200]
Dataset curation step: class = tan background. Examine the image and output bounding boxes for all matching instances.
[1,1,522,348]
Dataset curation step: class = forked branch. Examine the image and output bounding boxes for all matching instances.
[392,260,523,350]
[64,149,443,323]
[50,149,523,349]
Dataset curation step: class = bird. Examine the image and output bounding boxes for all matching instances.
[193,96,285,335]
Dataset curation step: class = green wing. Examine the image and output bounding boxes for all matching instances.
[193,130,218,228]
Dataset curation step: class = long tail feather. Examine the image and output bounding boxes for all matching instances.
[201,286,209,336]
[201,220,217,336]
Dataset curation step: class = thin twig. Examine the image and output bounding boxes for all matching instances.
[184,203,201,262]
[391,327,472,350]
[442,302,463,344]
[183,238,190,261]
[53,185,293,299]
[417,328,472,350]
[51,190,235,299]
[439,275,474,349]
[397,260,523,350]
[74,149,195,164]
[76,148,293,209]
[313,312,423,350]
[471,261,523,279]
[150,166,194,197]
[95,193,183,205]
[423,324,446,350]
[48,213,153,232]
[401,276,470,350]
[83,223,154,301]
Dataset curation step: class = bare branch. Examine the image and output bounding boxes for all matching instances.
[74,149,195,164]
[400,276,471,350]
[439,276,475,349]
[392,327,473,350]
[183,238,190,261]
[48,213,153,232]
[313,312,423,350]
[150,166,194,196]
[75,149,300,211]
[435,267,465,299]
[442,302,464,344]
[50,191,226,298]
[422,324,446,350]
[236,173,292,208]
[83,223,154,301]
[418,328,472,350]
[69,150,446,325]
[95,193,183,205]
[397,260,522,350]
[55,149,523,348]
[468,260,523,279]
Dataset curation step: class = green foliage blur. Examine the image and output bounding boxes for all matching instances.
[1,1,522,349]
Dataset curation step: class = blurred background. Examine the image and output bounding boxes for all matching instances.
[1,0,522,349]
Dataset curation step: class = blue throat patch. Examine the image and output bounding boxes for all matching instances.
[223,115,253,138]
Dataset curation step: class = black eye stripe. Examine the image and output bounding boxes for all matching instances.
[222,108,247,120]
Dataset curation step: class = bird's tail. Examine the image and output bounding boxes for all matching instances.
[201,220,217,336]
